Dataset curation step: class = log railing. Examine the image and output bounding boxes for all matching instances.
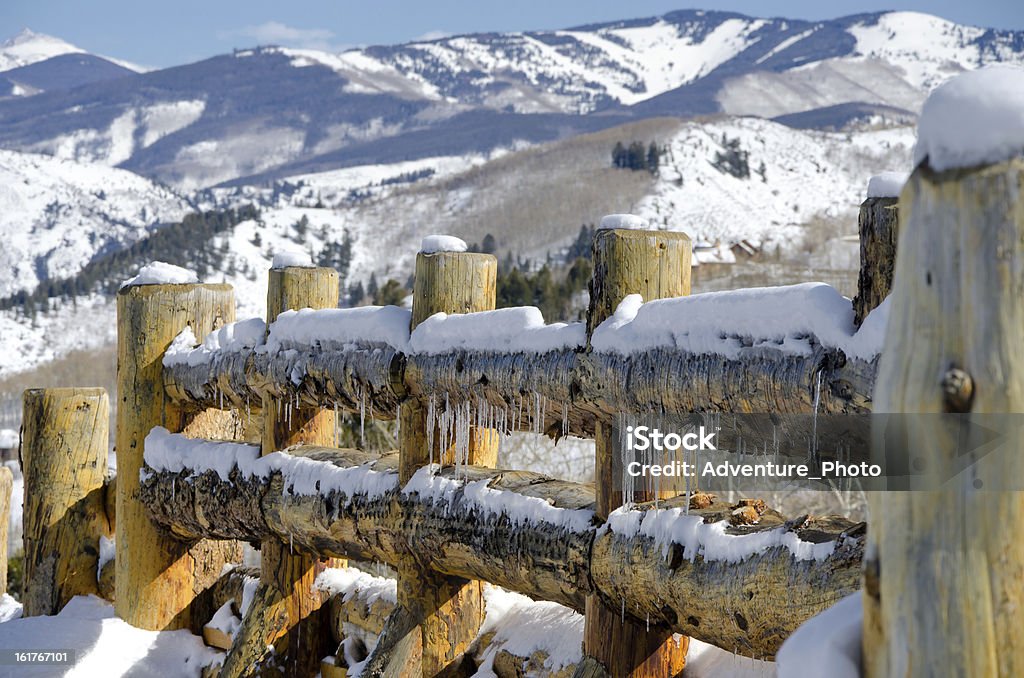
[17,190,901,677]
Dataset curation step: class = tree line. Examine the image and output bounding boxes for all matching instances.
[1,206,262,317]
[612,141,662,173]
[343,225,597,323]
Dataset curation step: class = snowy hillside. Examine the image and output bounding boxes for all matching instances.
[0,149,190,298]
[262,116,914,285]
[637,118,914,246]
[0,10,1018,188]
[0,112,915,379]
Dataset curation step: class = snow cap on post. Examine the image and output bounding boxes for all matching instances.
[420,235,468,254]
[271,250,315,269]
[914,64,1024,172]
[599,214,646,230]
[120,261,199,289]
[866,172,909,199]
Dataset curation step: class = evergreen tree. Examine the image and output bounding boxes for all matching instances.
[367,273,379,301]
[481,233,497,255]
[349,281,366,306]
[612,141,626,168]
[628,141,646,171]
[375,279,406,306]
[647,142,660,174]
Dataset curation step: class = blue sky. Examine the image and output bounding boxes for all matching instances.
[3,0,1023,68]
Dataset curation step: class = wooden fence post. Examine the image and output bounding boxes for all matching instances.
[21,388,110,616]
[0,466,11,597]
[221,265,339,678]
[366,248,496,676]
[116,282,240,630]
[853,196,899,326]
[865,156,1024,676]
[583,226,691,677]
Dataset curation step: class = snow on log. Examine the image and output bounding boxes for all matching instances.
[138,432,864,658]
[162,292,883,438]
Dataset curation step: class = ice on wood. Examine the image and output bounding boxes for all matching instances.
[419,234,468,254]
[403,465,594,532]
[143,427,398,501]
[599,213,647,230]
[119,261,199,289]
[605,504,837,564]
[866,171,909,198]
[591,283,887,360]
[97,535,115,580]
[409,306,585,354]
[271,250,315,269]
[914,64,1024,172]
[163,317,266,367]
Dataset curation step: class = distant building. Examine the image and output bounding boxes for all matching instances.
[0,428,17,463]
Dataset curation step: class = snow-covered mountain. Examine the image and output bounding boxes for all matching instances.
[308,10,1024,115]
[0,29,84,72]
[0,149,190,297]
[0,10,1018,189]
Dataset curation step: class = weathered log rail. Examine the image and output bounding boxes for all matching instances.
[164,334,878,440]
[138,442,863,659]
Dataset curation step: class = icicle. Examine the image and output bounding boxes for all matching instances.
[426,396,436,468]
[811,370,823,461]
[359,387,366,448]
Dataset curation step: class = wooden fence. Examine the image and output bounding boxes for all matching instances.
[16,146,1024,677]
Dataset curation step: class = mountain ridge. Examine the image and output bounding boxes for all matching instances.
[0,9,1019,189]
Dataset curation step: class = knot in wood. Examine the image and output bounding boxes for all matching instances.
[941,367,974,413]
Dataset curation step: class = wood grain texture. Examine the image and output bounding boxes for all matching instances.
[164,341,875,443]
[21,387,110,616]
[853,197,899,326]
[585,228,691,337]
[388,250,496,677]
[584,228,691,677]
[866,158,1024,677]
[0,467,11,597]
[115,283,240,631]
[222,266,338,678]
[138,447,862,658]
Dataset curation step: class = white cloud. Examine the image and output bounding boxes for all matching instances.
[218,21,340,51]
[413,30,451,42]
